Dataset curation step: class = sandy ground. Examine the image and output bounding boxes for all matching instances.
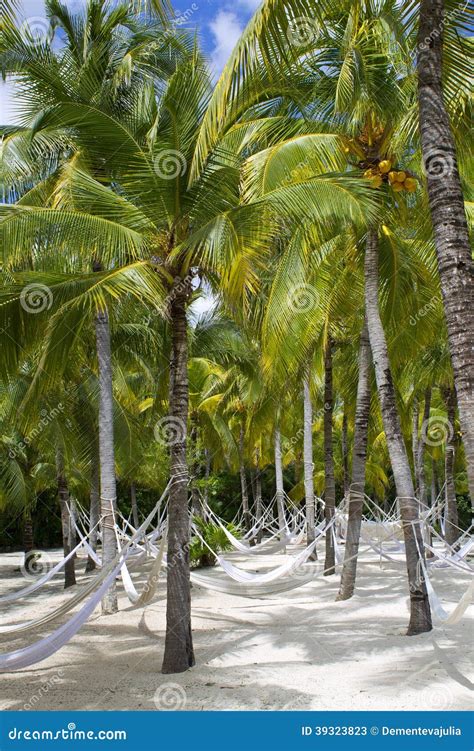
[0,543,472,712]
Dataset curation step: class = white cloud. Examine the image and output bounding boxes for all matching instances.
[208,10,243,74]
[0,80,20,126]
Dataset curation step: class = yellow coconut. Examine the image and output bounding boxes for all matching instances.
[392,182,404,192]
[404,177,417,192]
[379,159,391,174]
[388,171,397,184]
[370,175,383,188]
[364,169,374,178]
[396,171,406,182]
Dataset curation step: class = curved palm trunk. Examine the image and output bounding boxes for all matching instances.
[337,320,371,600]
[443,387,459,548]
[418,0,474,502]
[324,337,336,575]
[55,447,76,589]
[239,426,251,533]
[274,425,286,541]
[365,228,432,634]
[303,372,317,560]
[85,459,100,573]
[162,291,195,674]
[95,307,118,614]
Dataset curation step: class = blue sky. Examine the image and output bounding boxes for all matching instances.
[0,0,261,124]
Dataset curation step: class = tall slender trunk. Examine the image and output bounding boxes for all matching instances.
[418,388,432,553]
[22,509,35,576]
[239,425,251,533]
[365,228,431,634]
[416,388,432,509]
[23,510,34,554]
[190,420,205,519]
[443,387,459,548]
[274,424,286,540]
[303,371,317,560]
[130,482,139,529]
[162,290,194,674]
[85,458,100,573]
[337,320,371,600]
[204,448,211,504]
[56,447,76,589]
[418,0,474,502]
[412,398,420,497]
[95,307,118,614]
[254,448,263,544]
[324,337,336,575]
[341,406,350,497]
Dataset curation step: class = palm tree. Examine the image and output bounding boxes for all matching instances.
[337,320,372,599]
[417,0,474,501]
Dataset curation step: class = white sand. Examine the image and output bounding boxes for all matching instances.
[0,546,472,711]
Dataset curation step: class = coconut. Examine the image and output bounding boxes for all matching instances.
[396,171,406,182]
[404,177,417,192]
[392,182,404,192]
[379,160,391,174]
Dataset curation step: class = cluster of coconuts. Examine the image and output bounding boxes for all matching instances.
[363,160,418,192]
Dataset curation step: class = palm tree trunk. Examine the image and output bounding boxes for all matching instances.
[190,420,205,519]
[162,290,195,674]
[130,482,139,529]
[412,398,420,497]
[204,448,211,504]
[85,459,100,573]
[23,510,34,554]
[95,307,118,614]
[303,371,317,560]
[418,0,474,502]
[324,337,336,575]
[274,424,286,540]
[337,320,371,600]
[365,228,431,634]
[254,450,263,545]
[443,387,459,548]
[239,425,251,533]
[341,406,350,498]
[55,447,76,589]
[416,388,431,509]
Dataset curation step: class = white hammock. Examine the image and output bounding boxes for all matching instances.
[216,537,319,584]
[0,550,131,672]
[190,570,315,596]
